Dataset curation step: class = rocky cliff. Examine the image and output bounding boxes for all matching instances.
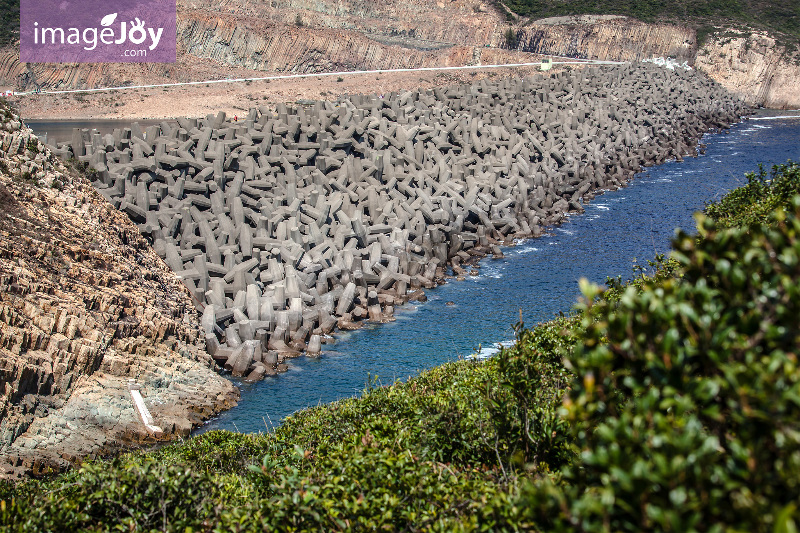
[695,29,800,109]
[0,0,797,108]
[509,15,696,63]
[507,16,800,109]
[0,101,238,478]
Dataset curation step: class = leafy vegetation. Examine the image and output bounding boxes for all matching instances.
[2,162,800,531]
[705,161,800,227]
[525,203,800,531]
[0,0,18,46]
[497,0,800,40]
[0,357,543,531]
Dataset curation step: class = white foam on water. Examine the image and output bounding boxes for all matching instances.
[336,331,354,341]
[657,178,673,183]
[467,340,516,360]
[594,204,610,210]
[557,228,575,235]
[395,305,420,318]
[513,245,540,255]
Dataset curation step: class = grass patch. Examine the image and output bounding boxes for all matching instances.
[497,0,800,41]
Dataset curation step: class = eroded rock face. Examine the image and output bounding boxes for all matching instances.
[0,104,239,479]
[0,1,797,108]
[510,16,696,63]
[695,30,800,109]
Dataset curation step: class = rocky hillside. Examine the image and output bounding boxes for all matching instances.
[0,101,238,479]
[0,0,797,108]
[695,29,800,109]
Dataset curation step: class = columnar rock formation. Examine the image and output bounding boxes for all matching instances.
[0,104,239,479]
[50,64,747,384]
[509,15,696,63]
[1,0,796,107]
[696,29,800,109]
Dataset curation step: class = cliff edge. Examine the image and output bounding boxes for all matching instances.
[0,100,239,479]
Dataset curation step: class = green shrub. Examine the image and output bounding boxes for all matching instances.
[495,0,800,39]
[1,458,226,532]
[705,161,800,228]
[523,198,800,532]
[503,27,519,49]
[488,318,575,474]
[247,444,518,531]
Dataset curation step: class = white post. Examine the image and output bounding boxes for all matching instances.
[127,379,164,437]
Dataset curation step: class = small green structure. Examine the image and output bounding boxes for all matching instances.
[540,58,552,71]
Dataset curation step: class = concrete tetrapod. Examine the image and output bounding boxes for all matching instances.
[56,63,749,382]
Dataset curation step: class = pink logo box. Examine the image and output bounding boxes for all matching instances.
[20,0,176,63]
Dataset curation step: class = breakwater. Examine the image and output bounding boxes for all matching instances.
[49,64,745,383]
[200,112,800,433]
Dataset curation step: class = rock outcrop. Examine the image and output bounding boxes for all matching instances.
[0,102,239,479]
[508,15,696,63]
[695,29,800,109]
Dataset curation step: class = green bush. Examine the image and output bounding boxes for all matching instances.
[2,459,226,531]
[0,0,18,46]
[496,0,800,39]
[705,161,800,228]
[523,199,800,531]
[488,318,574,473]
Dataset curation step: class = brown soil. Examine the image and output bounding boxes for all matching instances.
[15,65,548,120]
